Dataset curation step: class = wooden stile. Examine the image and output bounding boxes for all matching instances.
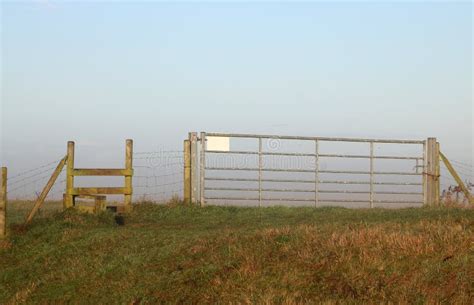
[62,139,134,212]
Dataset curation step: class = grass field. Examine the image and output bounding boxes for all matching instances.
[1,202,473,304]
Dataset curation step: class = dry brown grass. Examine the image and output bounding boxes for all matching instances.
[166,219,473,304]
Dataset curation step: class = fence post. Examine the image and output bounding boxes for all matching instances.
[434,141,440,206]
[65,141,75,209]
[0,167,7,238]
[425,138,439,206]
[124,139,133,210]
[189,132,198,204]
[183,140,191,204]
[200,132,206,207]
[422,140,428,206]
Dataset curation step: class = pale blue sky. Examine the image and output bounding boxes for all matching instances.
[1,1,472,173]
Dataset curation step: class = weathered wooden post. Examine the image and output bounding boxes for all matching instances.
[435,142,440,206]
[124,139,133,210]
[65,141,75,209]
[200,132,206,207]
[422,141,427,206]
[183,140,191,204]
[425,138,440,206]
[189,132,198,204]
[0,167,7,238]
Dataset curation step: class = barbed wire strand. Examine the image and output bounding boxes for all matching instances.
[450,159,473,168]
[7,165,59,187]
[440,165,473,179]
[8,157,63,180]
[134,150,183,155]
[448,163,473,174]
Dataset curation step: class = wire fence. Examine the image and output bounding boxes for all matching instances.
[132,150,184,202]
[4,157,67,225]
[6,157,67,201]
[5,150,185,204]
[440,158,473,205]
[2,150,471,208]
[3,150,184,226]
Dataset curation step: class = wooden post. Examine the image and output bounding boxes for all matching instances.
[124,139,133,209]
[94,195,106,213]
[25,157,67,224]
[183,140,191,204]
[422,141,427,206]
[200,132,206,207]
[434,142,440,206]
[189,132,198,204]
[0,167,7,238]
[190,132,198,204]
[64,141,75,209]
[425,138,439,206]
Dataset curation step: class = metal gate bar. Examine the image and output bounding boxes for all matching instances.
[205,167,422,176]
[205,177,422,186]
[204,133,424,144]
[206,150,422,160]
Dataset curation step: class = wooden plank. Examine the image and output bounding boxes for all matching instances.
[75,195,107,200]
[73,168,133,176]
[0,167,7,238]
[72,187,132,195]
[74,195,106,213]
[440,152,473,205]
[76,206,96,214]
[124,139,133,207]
[25,156,68,224]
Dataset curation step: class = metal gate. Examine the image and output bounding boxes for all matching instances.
[189,132,432,208]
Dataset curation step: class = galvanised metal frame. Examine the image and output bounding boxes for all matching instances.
[199,132,426,208]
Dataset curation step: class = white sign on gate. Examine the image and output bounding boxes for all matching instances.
[207,136,230,151]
